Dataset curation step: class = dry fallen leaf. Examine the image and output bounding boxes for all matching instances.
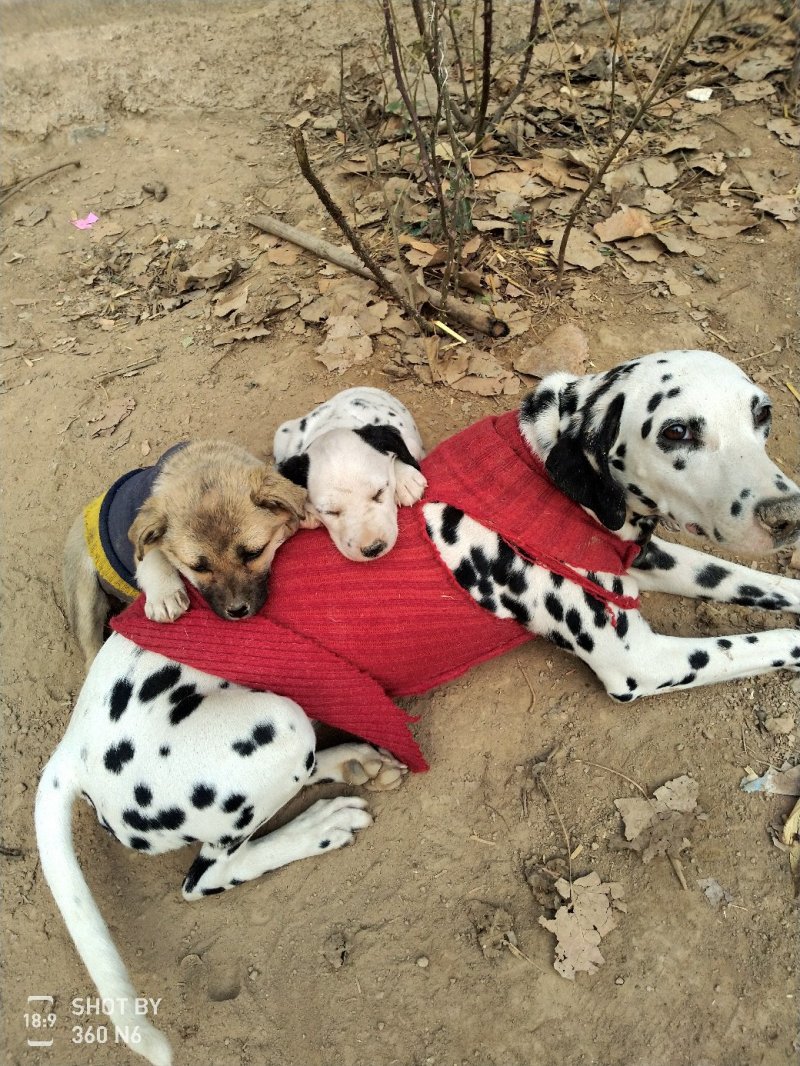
[315,315,373,372]
[616,775,699,840]
[212,325,271,346]
[176,255,241,292]
[286,110,313,128]
[513,322,589,378]
[662,268,693,298]
[594,207,654,243]
[88,397,136,438]
[615,235,664,262]
[688,202,759,239]
[538,873,626,980]
[642,157,678,188]
[615,775,704,864]
[754,196,798,224]
[213,283,250,318]
[267,244,301,266]
[733,48,789,82]
[766,119,800,148]
[540,225,605,271]
[729,82,775,103]
[654,231,705,257]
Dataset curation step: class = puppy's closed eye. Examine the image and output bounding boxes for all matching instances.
[371,488,385,503]
[239,545,266,563]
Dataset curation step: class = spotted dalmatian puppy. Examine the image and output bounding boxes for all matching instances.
[273,386,427,561]
[35,351,799,1066]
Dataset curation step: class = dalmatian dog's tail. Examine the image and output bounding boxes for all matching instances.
[34,753,173,1066]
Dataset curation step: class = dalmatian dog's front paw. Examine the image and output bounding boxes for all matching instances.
[340,744,408,791]
[314,742,408,791]
[144,584,190,623]
[395,464,427,507]
[297,796,374,851]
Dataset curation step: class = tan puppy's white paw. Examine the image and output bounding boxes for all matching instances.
[144,584,190,623]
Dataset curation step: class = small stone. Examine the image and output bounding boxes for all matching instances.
[615,976,624,985]
[416,956,429,968]
[763,714,795,736]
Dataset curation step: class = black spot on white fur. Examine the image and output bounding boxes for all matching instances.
[104,740,135,774]
[139,665,182,702]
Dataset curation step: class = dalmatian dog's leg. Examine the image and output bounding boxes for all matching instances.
[426,503,800,704]
[181,742,406,898]
[181,795,374,899]
[633,536,800,612]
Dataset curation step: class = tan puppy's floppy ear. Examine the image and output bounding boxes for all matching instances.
[250,468,309,521]
[129,499,168,561]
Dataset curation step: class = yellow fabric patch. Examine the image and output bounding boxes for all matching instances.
[83,493,139,601]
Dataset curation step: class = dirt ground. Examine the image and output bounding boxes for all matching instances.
[1,2,799,1065]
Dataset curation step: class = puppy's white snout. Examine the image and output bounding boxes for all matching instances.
[755,495,800,547]
[361,540,388,559]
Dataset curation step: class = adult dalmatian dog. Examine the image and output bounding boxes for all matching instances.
[36,350,800,1066]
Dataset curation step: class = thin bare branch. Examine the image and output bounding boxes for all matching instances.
[554,0,717,289]
[291,128,431,333]
[472,0,494,141]
[0,159,80,207]
[489,0,542,130]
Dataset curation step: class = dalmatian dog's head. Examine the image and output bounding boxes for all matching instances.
[278,425,427,561]
[520,349,800,554]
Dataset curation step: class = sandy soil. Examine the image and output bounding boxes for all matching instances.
[1,3,798,1065]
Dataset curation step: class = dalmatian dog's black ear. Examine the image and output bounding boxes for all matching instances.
[545,393,627,531]
[354,424,421,471]
[277,452,310,489]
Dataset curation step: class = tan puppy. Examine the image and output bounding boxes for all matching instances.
[64,440,310,668]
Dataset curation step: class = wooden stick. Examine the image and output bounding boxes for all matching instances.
[0,160,81,207]
[248,213,508,338]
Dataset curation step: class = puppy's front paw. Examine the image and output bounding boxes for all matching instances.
[144,585,190,623]
[395,464,427,507]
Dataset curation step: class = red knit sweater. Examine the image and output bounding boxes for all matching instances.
[113,412,640,771]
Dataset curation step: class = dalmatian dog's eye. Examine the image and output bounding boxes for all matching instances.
[659,422,695,444]
[754,404,771,428]
[190,559,213,574]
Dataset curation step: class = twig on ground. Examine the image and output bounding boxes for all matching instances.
[536,774,573,891]
[248,212,508,337]
[0,160,81,207]
[292,128,432,334]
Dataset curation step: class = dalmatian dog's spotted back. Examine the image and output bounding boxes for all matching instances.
[36,351,799,1065]
[273,386,427,561]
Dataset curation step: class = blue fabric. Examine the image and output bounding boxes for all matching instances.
[98,443,188,588]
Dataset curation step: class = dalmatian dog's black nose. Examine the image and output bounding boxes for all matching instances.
[755,495,800,547]
[226,603,251,619]
[361,540,388,559]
